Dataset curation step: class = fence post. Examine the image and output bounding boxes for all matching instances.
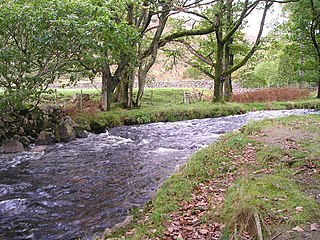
[54,89,58,104]
[150,90,154,106]
[80,89,83,110]
[183,92,190,104]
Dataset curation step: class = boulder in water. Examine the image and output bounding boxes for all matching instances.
[2,139,24,153]
[36,131,56,145]
[90,121,106,134]
[12,135,30,148]
[74,127,88,138]
[57,123,76,142]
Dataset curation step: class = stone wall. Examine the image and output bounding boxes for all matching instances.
[0,105,87,153]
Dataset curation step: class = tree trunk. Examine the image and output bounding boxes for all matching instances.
[127,71,134,109]
[106,80,113,111]
[115,74,129,108]
[223,0,234,101]
[213,42,224,102]
[317,77,320,98]
[101,72,108,111]
[135,67,147,107]
[224,42,234,100]
[317,66,320,98]
[101,70,121,111]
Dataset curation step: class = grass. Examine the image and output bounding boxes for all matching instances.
[107,114,320,239]
[222,172,318,236]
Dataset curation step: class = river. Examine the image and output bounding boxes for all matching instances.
[0,109,318,239]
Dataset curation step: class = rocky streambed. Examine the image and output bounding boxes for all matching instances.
[0,109,318,239]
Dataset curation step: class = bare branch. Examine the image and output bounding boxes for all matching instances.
[141,24,216,59]
[187,61,215,79]
[226,1,272,75]
[174,39,215,66]
[181,11,214,23]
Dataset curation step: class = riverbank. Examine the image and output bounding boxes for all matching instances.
[43,88,320,129]
[71,97,320,129]
[106,114,320,240]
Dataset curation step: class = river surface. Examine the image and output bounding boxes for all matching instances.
[0,109,318,240]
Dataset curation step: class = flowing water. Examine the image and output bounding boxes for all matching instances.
[0,109,318,240]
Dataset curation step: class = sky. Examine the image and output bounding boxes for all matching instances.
[244,3,284,37]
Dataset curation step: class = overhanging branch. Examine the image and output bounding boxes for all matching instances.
[226,1,272,75]
[174,39,215,66]
[140,24,216,59]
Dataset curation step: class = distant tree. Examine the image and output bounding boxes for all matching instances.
[254,61,278,87]
[171,0,275,101]
[284,0,320,95]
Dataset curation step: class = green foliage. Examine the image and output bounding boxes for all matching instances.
[238,0,320,89]
[254,61,279,87]
[0,0,139,112]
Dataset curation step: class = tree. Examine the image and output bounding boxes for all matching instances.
[0,0,138,113]
[0,0,82,111]
[173,0,274,101]
[73,0,139,111]
[310,0,320,97]
[115,0,219,109]
[284,0,320,95]
[170,0,310,101]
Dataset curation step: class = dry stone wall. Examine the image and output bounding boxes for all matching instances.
[0,105,87,153]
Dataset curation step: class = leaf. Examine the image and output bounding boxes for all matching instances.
[292,226,304,232]
[310,223,319,231]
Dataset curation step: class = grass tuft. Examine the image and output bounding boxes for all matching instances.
[222,172,319,235]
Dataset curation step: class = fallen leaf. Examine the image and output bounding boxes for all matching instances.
[177,233,184,239]
[292,226,304,232]
[310,223,319,231]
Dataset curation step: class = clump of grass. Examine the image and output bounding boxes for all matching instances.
[230,88,310,103]
[221,172,319,237]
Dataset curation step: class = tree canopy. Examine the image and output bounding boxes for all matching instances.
[1,0,319,113]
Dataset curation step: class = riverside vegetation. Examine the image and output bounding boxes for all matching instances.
[2,87,319,151]
[106,114,320,240]
[47,87,320,129]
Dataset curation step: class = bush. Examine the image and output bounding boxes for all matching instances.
[230,88,310,103]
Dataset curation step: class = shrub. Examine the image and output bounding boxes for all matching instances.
[230,88,310,103]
